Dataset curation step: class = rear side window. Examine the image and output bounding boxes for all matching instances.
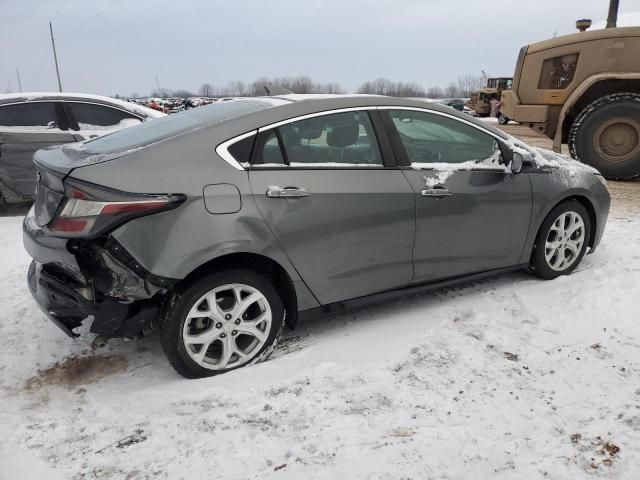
[538,54,579,89]
[253,111,382,167]
[67,102,140,130]
[227,134,255,165]
[388,109,501,165]
[0,102,58,128]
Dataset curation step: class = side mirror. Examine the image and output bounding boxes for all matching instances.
[511,152,524,173]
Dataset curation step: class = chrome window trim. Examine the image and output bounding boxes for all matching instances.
[257,106,378,132]
[215,130,257,170]
[0,100,60,107]
[215,105,508,171]
[376,106,507,143]
[254,105,504,143]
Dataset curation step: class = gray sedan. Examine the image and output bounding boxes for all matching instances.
[23,95,610,378]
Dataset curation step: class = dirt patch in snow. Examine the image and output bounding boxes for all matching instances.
[23,354,128,391]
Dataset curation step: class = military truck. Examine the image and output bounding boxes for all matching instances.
[466,77,513,118]
[500,1,640,179]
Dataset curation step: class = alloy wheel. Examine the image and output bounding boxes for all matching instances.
[544,211,586,272]
[182,283,272,370]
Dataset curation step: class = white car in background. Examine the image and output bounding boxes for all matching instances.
[0,92,164,203]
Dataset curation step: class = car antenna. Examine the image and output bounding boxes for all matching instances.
[264,85,294,96]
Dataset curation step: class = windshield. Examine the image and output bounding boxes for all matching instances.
[81,99,272,155]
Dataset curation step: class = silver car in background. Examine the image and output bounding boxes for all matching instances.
[23,95,610,378]
[0,92,164,204]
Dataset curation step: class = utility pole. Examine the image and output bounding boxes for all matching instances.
[16,69,22,92]
[607,0,620,28]
[155,73,161,93]
[49,21,63,92]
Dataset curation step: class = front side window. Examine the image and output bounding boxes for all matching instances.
[254,111,383,167]
[68,102,140,130]
[538,54,579,90]
[0,102,58,128]
[388,109,501,166]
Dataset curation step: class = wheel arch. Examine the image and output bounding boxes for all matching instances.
[528,194,598,264]
[554,74,640,151]
[565,195,597,248]
[177,252,299,328]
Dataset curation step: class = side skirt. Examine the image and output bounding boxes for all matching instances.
[297,264,528,322]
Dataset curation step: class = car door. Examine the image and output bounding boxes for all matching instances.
[64,102,142,140]
[246,109,416,305]
[381,107,532,283]
[0,101,76,199]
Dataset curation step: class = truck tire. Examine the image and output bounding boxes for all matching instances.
[568,93,640,179]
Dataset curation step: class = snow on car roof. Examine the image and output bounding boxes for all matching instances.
[0,92,165,119]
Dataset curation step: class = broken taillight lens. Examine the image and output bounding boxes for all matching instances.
[48,178,185,238]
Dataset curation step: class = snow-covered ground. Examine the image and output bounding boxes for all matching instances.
[1,198,639,479]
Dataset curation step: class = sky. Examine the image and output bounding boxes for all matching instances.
[1,0,639,96]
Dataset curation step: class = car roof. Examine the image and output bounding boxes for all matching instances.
[80,94,508,156]
[232,94,508,137]
[0,92,164,118]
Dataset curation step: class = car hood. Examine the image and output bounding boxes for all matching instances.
[531,148,601,175]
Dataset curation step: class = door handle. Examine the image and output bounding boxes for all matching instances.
[421,187,453,198]
[266,185,311,198]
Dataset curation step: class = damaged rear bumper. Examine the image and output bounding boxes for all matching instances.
[23,212,175,339]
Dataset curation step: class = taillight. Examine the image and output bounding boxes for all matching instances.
[48,178,185,238]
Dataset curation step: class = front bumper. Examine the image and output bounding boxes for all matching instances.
[23,210,170,339]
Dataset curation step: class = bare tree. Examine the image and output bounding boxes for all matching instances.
[249,77,271,96]
[198,83,214,97]
[269,75,314,94]
[357,78,425,97]
[357,78,396,95]
[444,82,459,98]
[456,74,484,98]
[223,80,246,96]
[317,82,345,94]
[173,89,194,98]
[426,86,445,99]
[396,81,426,97]
[150,87,173,98]
[245,75,344,95]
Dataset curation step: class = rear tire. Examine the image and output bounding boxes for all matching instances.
[531,201,591,280]
[161,269,284,378]
[569,93,640,179]
[497,113,509,125]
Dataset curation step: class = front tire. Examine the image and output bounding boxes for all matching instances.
[161,269,284,378]
[569,93,640,179]
[497,113,509,125]
[531,202,591,280]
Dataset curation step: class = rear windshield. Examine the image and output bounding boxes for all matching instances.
[82,100,270,154]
